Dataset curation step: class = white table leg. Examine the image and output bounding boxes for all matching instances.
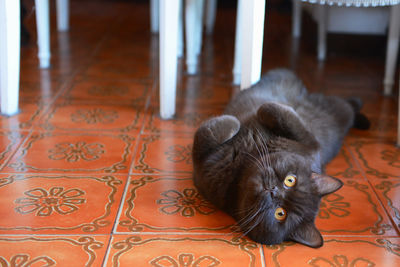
[35,0,51,68]
[0,0,20,116]
[205,0,217,34]
[185,0,198,74]
[383,5,400,96]
[233,0,244,85]
[292,0,302,37]
[317,5,327,61]
[56,0,69,31]
[150,0,159,33]
[240,0,266,90]
[160,0,180,119]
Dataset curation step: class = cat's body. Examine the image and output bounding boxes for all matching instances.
[192,69,368,247]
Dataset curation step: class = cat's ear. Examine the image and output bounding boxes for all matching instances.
[289,222,323,248]
[312,173,343,197]
[256,102,319,149]
[193,115,240,162]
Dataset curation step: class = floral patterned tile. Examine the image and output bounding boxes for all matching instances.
[82,58,152,80]
[0,235,109,266]
[3,131,136,174]
[263,237,400,267]
[131,134,193,175]
[0,174,127,234]
[116,175,235,233]
[373,180,400,233]
[347,138,400,180]
[325,147,364,180]
[349,114,397,141]
[19,78,62,102]
[151,76,235,109]
[0,132,26,169]
[39,100,145,133]
[106,235,264,267]
[61,78,150,105]
[0,103,45,130]
[143,105,224,134]
[315,179,397,236]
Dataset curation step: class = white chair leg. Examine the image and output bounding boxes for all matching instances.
[317,5,327,61]
[292,0,302,38]
[35,0,51,68]
[233,0,244,85]
[178,0,184,57]
[240,0,266,90]
[56,0,69,31]
[383,5,400,96]
[195,0,205,56]
[205,0,217,34]
[0,0,20,116]
[150,0,159,33]
[185,0,198,74]
[160,0,180,119]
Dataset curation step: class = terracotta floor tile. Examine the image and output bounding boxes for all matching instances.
[325,147,364,180]
[349,114,398,141]
[0,174,126,234]
[143,105,224,134]
[4,131,136,174]
[373,180,400,233]
[0,132,26,168]
[131,134,193,174]
[83,58,152,80]
[151,76,236,109]
[106,234,264,267]
[116,175,235,233]
[61,78,150,105]
[315,179,397,236]
[39,100,145,133]
[19,79,62,102]
[0,103,45,130]
[0,235,109,266]
[347,138,400,180]
[263,237,400,267]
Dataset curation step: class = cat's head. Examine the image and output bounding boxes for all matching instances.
[235,148,342,248]
[233,102,343,247]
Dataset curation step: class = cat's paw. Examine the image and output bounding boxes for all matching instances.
[203,115,240,145]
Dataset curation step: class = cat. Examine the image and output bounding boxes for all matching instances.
[192,68,369,248]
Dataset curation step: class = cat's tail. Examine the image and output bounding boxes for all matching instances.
[347,98,370,130]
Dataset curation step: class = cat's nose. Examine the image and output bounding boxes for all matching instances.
[265,186,278,198]
[270,186,278,197]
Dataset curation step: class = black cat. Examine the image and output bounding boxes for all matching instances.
[192,69,369,248]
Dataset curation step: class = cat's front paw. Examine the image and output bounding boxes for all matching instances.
[202,115,240,145]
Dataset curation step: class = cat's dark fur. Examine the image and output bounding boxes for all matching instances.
[192,69,369,248]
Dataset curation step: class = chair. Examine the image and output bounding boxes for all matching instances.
[159,0,267,119]
[292,0,400,146]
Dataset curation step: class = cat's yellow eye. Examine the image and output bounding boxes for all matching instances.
[274,207,287,221]
[284,175,297,188]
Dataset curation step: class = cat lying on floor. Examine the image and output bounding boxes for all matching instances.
[192,69,369,248]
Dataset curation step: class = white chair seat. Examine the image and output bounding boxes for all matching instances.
[292,0,400,146]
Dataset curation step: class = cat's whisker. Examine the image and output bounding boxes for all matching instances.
[243,152,265,173]
[238,202,268,238]
[255,126,272,170]
[232,195,267,237]
[253,127,270,171]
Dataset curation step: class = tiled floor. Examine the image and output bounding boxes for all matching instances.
[0,0,399,266]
